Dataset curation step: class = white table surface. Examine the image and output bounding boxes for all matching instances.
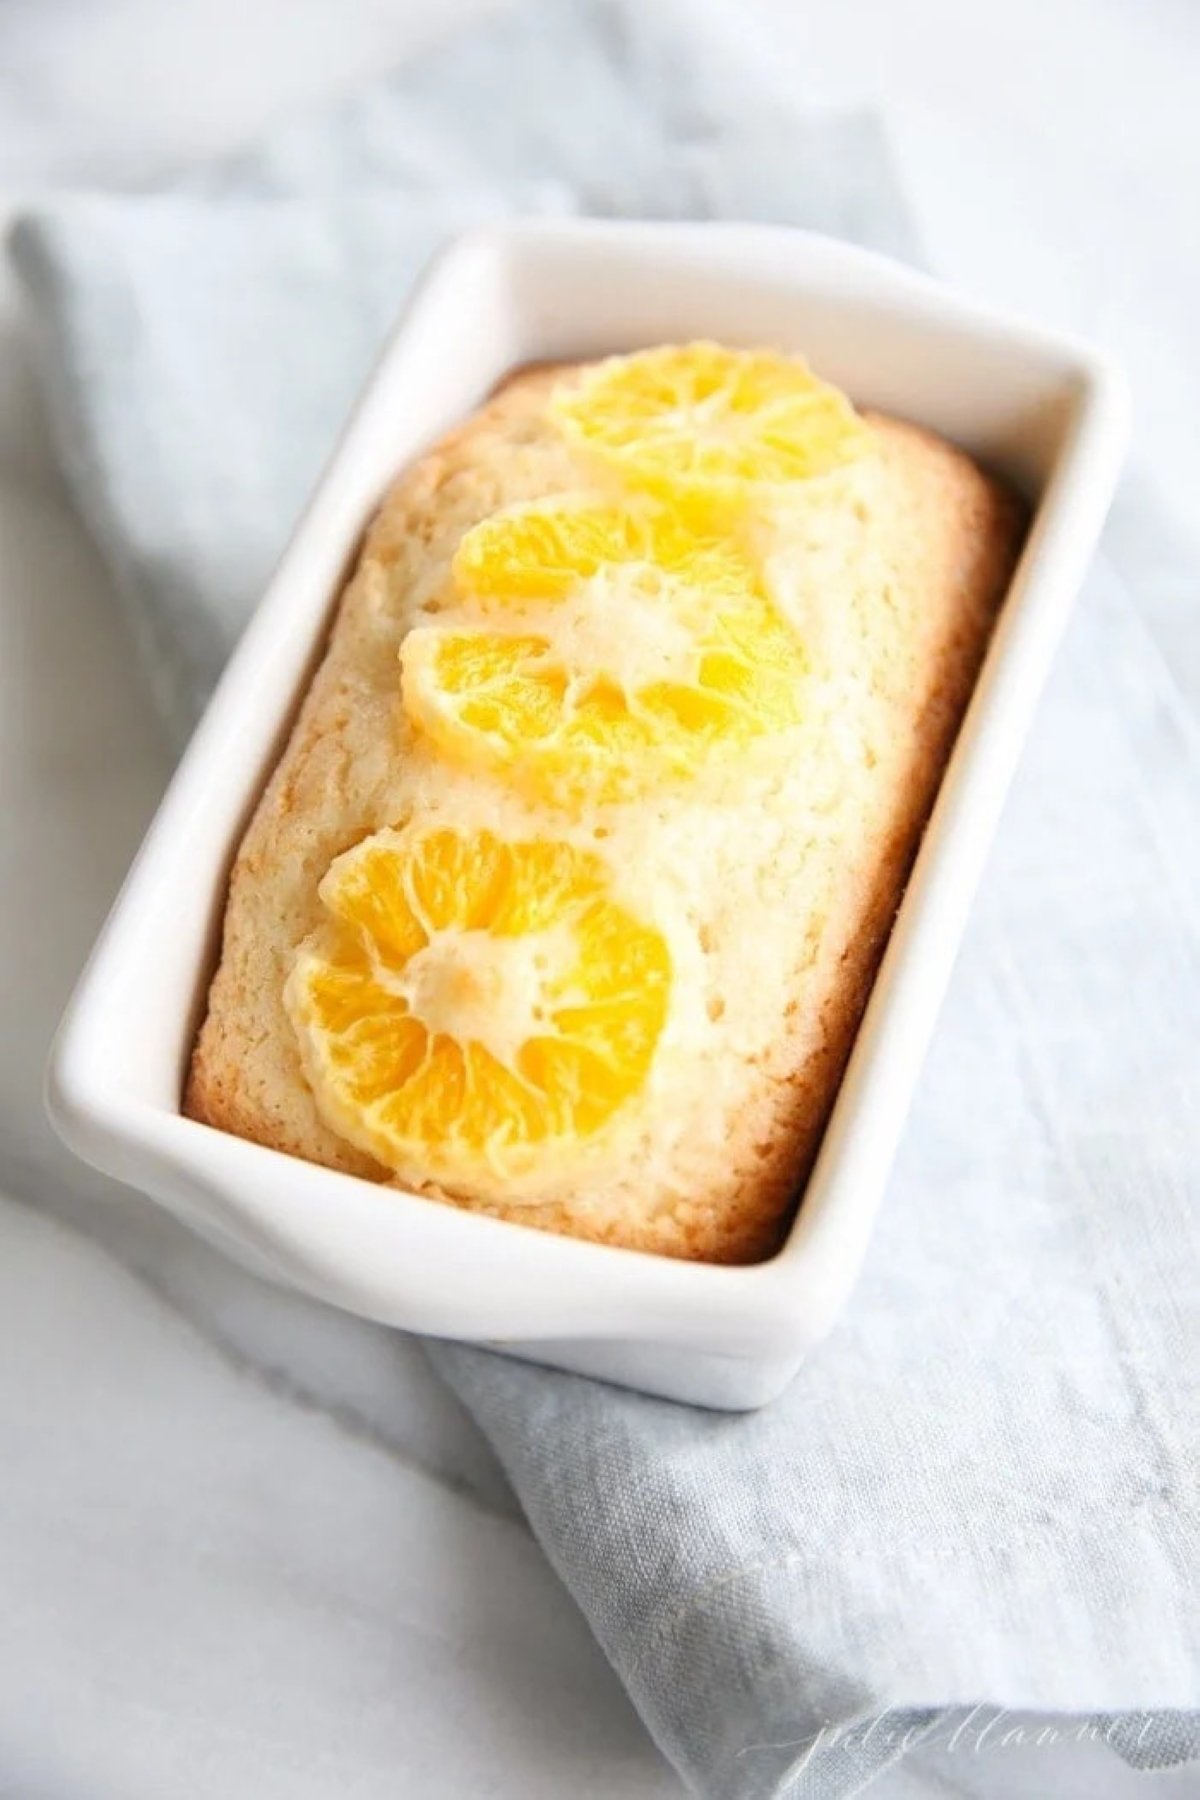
[1,2,1197,1796]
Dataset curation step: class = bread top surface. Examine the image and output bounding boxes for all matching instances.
[187,357,1025,1262]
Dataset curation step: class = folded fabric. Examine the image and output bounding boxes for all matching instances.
[11,1,1198,1794]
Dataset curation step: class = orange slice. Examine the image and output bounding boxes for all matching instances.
[286,824,671,1190]
[400,498,808,799]
[550,341,872,507]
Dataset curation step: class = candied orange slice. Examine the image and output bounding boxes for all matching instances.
[400,498,808,798]
[550,341,871,506]
[286,824,670,1190]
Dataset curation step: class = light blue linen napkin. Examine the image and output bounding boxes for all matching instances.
[12,2,1198,1795]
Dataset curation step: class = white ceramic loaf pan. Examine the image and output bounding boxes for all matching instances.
[46,221,1127,1409]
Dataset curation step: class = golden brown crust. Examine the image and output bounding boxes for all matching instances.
[186,362,1024,1263]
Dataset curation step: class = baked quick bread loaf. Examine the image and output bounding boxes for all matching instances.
[186,345,1024,1263]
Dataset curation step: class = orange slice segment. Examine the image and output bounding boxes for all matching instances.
[286,825,671,1188]
[400,498,808,799]
[550,341,872,506]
